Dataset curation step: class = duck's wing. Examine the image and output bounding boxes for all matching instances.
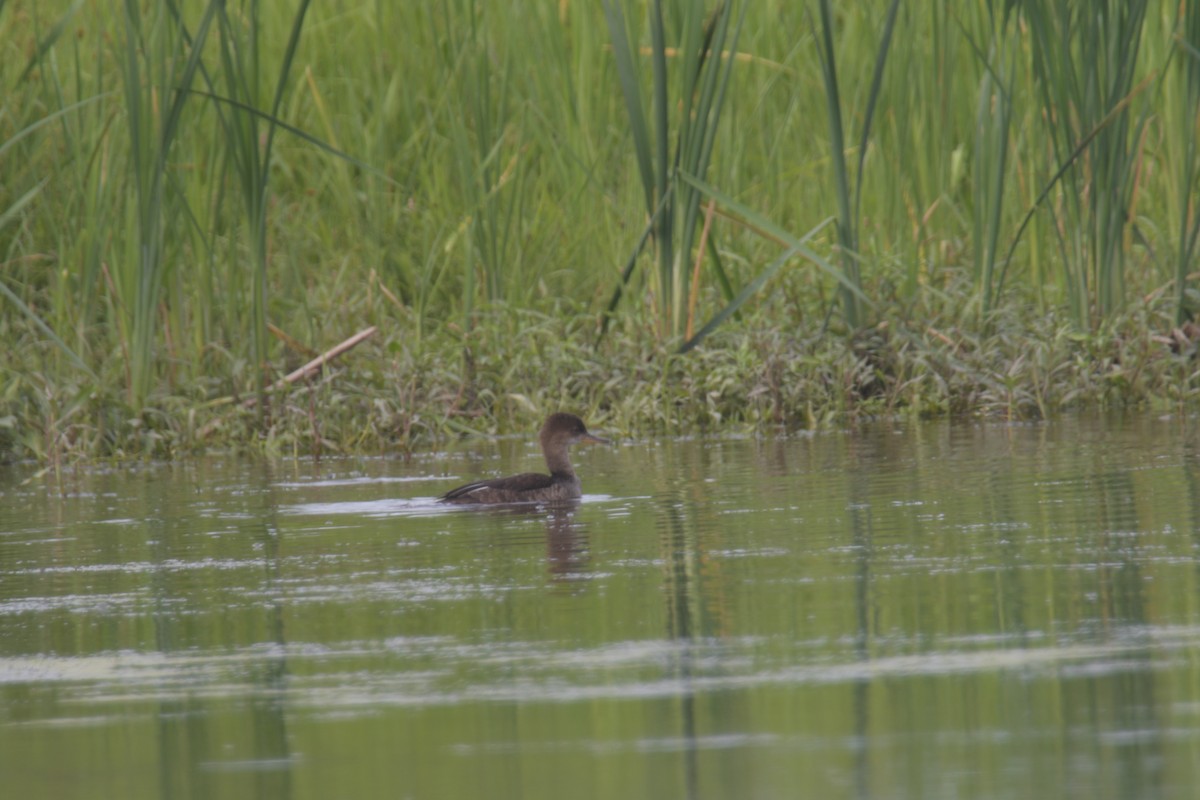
[438,472,553,503]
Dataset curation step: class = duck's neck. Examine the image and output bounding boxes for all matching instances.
[543,443,575,479]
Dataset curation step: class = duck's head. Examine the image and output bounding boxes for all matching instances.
[539,412,610,449]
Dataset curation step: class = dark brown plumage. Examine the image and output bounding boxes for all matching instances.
[439,413,609,505]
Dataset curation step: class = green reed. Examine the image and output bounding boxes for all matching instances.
[967,4,1017,318]
[812,0,901,330]
[212,0,311,414]
[1021,0,1151,327]
[443,0,524,325]
[601,0,745,342]
[0,94,106,382]
[1168,4,1200,324]
[7,0,1200,460]
[116,0,215,408]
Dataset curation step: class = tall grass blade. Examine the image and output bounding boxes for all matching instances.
[1172,4,1200,323]
[601,0,742,342]
[0,279,96,381]
[813,0,857,328]
[850,0,901,239]
[1021,0,1150,327]
[680,242,804,353]
[214,0,311,414]
[435,1,530,320]
[960,7,1016,316]
[675,169,866,352]
[262,0,311,176]
[601,0,656,221]
[599,185,674,340]
[996,72,1156,303]
[674,3,744,333]
[0,95,109,161]
[813,0,900,330]
[679,170,864,302]
[0,137,94,382]
[117,0,217,407]
[649,0,672,303]
[17,0,86,83]
[0,178,47,231]
[184,90,400,185]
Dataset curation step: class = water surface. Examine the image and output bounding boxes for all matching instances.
[3,414,1200,799]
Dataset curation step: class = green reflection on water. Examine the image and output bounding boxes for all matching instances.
[3,415,1200,799]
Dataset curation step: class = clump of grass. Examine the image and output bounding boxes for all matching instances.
[1167,3,1200,323]
[1020,0,1152,326]
[114,0,216,408]
[811,0,901,330]
[965,5,1017,319]
[601,0,748,343]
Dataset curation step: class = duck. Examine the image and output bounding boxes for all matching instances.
[439,412,609,505]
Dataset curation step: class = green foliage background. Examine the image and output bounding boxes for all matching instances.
[1,1,1199,461]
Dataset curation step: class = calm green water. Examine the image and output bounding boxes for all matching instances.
[3,415,1200,799]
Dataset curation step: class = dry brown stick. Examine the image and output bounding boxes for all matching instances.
[276,325,377,388]
[197,326,378,440]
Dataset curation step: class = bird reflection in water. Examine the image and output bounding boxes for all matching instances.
[470,500,591,585]
[542,501,589,584]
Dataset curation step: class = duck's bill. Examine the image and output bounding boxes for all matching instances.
[582,433,611,445]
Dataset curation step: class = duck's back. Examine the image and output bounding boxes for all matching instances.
[439,472,581,505]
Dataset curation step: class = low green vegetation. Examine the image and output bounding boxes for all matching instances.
[1,1,1199,463]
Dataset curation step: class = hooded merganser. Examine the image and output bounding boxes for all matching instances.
[439,413,610,505]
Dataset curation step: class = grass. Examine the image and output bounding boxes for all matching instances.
[1168,1,1200,324]
[600,0,751,345]
[2,0,1200,464]
[812,0,901,330]
[965,4,1016,320]
[1020,0,1152,327]
[5,265,1198,464]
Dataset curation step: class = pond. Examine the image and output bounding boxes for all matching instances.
[3,413,1200,799]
